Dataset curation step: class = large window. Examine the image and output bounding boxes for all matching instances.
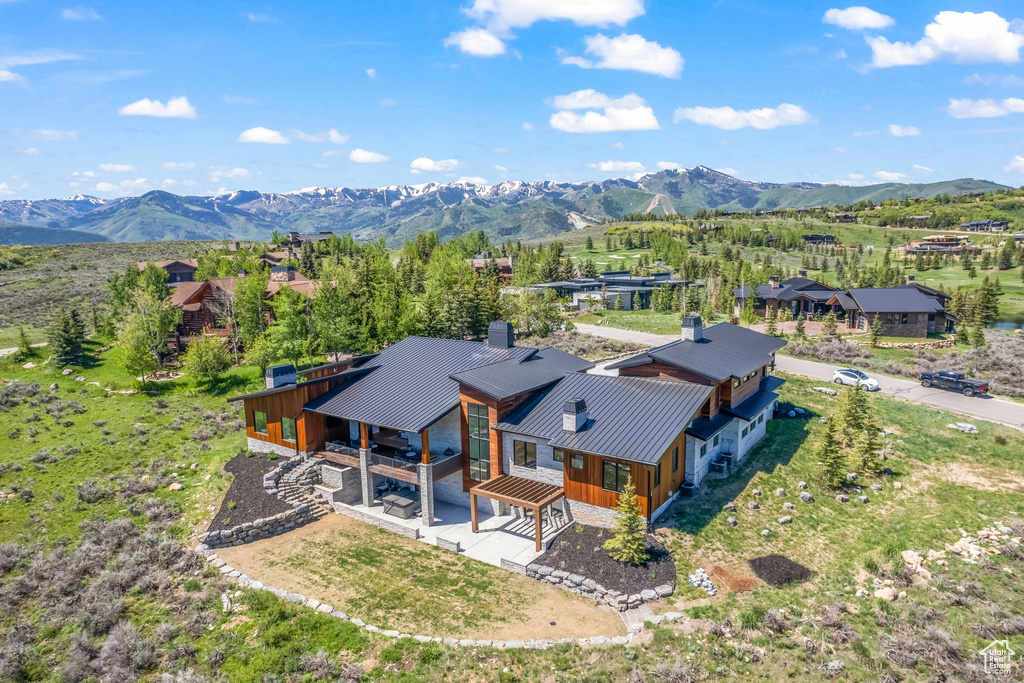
[513,440,536,469]
[467,403,490,482]
[602,460,631,492]
[281,417,297,443]
[254,411,268,435]
[552,447,564,464]
[885,312,909,325]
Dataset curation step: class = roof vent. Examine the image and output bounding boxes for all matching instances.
[681,315,703,343]
[907,274,916,283]
[563,398,587,433]
[798,269,807,278]
[265,364,296,389]
[488,321,514,348]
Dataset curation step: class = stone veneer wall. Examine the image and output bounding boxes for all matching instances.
[247,436,305,460]
[564,499,617,528]
[525,562,674,612]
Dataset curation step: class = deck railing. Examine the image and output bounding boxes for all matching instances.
[321,442,461,479]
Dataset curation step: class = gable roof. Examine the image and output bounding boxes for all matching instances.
[493,373,713,465]
[169,280,209,307]
[450,346,594,401]
[304,336,536,432]
[607,322,787,383]
[138,259,199,271]
[167,274,319,309]
[844,288,945,314]
[734,277,839,302]
[898,281,951,301]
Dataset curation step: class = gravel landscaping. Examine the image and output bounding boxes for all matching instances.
[208,453,292,532]
[536,524,675,595]
[748,554,812,587]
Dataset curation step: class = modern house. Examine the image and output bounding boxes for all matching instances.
[138,259,199,285]
[282,231,336,250]
[827,281,956,336]
[605,317,786,491]
[733,272,840,318]
[802,234,839,246]
[534,270,695,311]
[229,319,784,549]
[903,234,978,256]
[467,252,514,281]
[959,220,1008,232]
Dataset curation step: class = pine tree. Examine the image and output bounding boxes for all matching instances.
[764,306,778,336]
[814,418,847,488]
[836,385,870,448]
[299,246,319,279]
[821,310,838,339]
[739,295,758,327]
[586,236,594,251]
[46,308,86,368]
[870,312,883,347]
[854,427,884,476]
[17,326,31,356]
[969,320,986,349]
[613,292,625,310]
[602,476,649,565]
[794,313,806,340]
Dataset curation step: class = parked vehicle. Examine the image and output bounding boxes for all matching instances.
[832,368,880,391]
[919,370,988,397]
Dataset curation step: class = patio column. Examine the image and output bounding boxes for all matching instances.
[420,429,430,465]
[358,423,374,508]
[418,462,434,527]
[534,504,543,552]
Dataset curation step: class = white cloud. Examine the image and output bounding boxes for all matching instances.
[163,161,195,170]
[851,129,879,138]
[321,150,345,157]
[16,147,40,156]
[946,97,1024,118]
[93,182,118,192]
[290,128,349,144]
[848,173,865,180]
[208,166,251,182]
[964,72,1024,88]
[1005,155,1024,174]
[0,70,25,82]
[561,33,683,78]
[716,167,739,176]
[673,103,812,130]
[835,49,848,59]
[237,126,289,144]
[92,178,148,194]
[868,11,1024,68]
[549,89,659,133]
[656,161,683,170]
[912,164,933,173]
[0,49,81,82]
[61,6,101,20]
[161,179,177,187]
[823,6,893,30]
[874,170,907,181]
[590,160,645,173]
[182,179,196,186]
[410,157,459,174]
[457,176,488,185]
[118,96,197,118]
[521,122,535,131]
[494,164,508,172]
[888,124,920,137]
[16,128,78,140]
[348,148,390,163]
[444,28,506,57]
[72,170,98,179]
[463,0,644,32]
[611,141,625,149]
[98,163,136,172]
[366,68,377,79]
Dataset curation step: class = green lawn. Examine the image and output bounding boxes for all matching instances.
[575,309,682,335]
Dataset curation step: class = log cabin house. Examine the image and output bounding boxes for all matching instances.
[228,319,786,549]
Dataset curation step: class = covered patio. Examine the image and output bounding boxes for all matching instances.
[470,475,568,552]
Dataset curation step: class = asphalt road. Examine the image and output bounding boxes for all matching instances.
[575,322,1024,431]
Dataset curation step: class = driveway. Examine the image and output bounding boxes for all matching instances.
[575,322,1024,431]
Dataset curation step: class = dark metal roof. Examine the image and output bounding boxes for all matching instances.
[634,323,787,383]
[604,353,655,371]
[828,292,858,310]
[304,336,535,432]
[898,282,951,301]
[227,364,375,403]
[733,277,839,302]
[450,347,594,401]
[685,412,734,441]
[493,373,713,465]
[845,288,944,314]
[722,376,785,421]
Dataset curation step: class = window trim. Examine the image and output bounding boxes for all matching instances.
[281,416,297,444]
[254,410,268,436]
[672,447,678,473]
[653,461,661,487]
[467,403,490,482]
[602,460,631,493]
[570,453,584,470]
[513,439,537,469]
[552,447,564,464]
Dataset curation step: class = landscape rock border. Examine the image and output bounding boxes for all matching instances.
[195,544,678,645]
[197,504,318,548]
[524,562,673,612]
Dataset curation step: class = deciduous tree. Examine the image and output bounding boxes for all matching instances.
[181,335,232,385]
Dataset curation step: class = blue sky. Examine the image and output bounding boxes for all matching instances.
[3,1,1024,199]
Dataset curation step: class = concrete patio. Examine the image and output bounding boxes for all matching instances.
[330,498,569,568]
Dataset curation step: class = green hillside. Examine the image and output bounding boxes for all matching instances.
[0,220,109,246]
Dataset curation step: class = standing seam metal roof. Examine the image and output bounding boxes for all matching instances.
[449,347,594,401]
[303,336,536,432]
[845,288,944,314]
[493,373,713,465]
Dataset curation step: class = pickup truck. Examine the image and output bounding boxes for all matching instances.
[919,370,988,397]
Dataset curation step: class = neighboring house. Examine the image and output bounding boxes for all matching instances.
[802,233,838,245]
[466,252,513,280]
[605,317,786,492]
[228,318,784,547]
[903,234,978,256]
[534,270,694,311]
[959,220,1008,232]
[282,231,335,250]
[138,259,199,285]
[168,266,316,345]
[827,282,956,336]
[733,272,840,318]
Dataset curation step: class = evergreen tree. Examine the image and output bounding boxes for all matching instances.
[579,259,598,278]
[870,312,883,347]
[835,386,870,448]
[17,326,31,357]
[972,276,1001,325]
[764,306,777,336]
[602,476,649,565]
[739,295,758,327]
[46,308,86,368]
[585,236,594,251]
[980,250,992,270]
[600,283,609,310]
[299,245,319,279]
[794,313,806,341]
[613,292,625,310]
[814,418,847,488]
[854,427,884,477]
[821,310,838,339]
[605,236,612,251]
[969,320,986,349]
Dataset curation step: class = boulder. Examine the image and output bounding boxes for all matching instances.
[761,529,771,537]
[856,495,869,504]
[778,516,792,525]
[893,482,902,489]
[640,589,657,601]
[168,482,183,491]
[846,473,858,482]
[775,488,787,497]
[782,502,794,510]
[726,516,737,527]
[871,484,882,491]
[723,502,736,512]
[589,636,611,645]
[752,489,762,497]
[800,492,814,503]
[836,495,849,503]
[49,383,58,391]
[748,501,760,510]
[655,584,673,597]
[798,481,808,490]
[874,587,897,601]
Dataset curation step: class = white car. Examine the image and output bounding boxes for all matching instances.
[832,368,880,391]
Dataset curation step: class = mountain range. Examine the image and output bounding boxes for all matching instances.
[0,167,1008,246]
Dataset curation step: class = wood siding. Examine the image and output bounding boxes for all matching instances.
[563,450,653,518]
[619,360,723,416]
[458,386,535,492]
[243,367,355,453]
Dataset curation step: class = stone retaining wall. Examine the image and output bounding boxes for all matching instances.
[525,562,673,612]
[194,543,680,646]
[332,503,421,539]
[197,504,317,548]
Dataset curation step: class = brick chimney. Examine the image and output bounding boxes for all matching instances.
[562,398,587,433]
[907,274,916,283]
[681,316,704,342]
[769,275,780,288]
[798,269,808,278]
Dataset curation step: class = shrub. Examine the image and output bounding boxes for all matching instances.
[418,642,443,664]
[788,339,871,364]
[378,645,403,663]
[740,605,768,630]
[76,478,112,504]
[299,649,336,680]
[183,578,201,592]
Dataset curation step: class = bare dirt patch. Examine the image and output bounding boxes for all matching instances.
[214,513,625,641]
[931,462,1024,492]
[708,564,763,592]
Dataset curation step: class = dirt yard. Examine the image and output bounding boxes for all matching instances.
[215,514,626,641]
